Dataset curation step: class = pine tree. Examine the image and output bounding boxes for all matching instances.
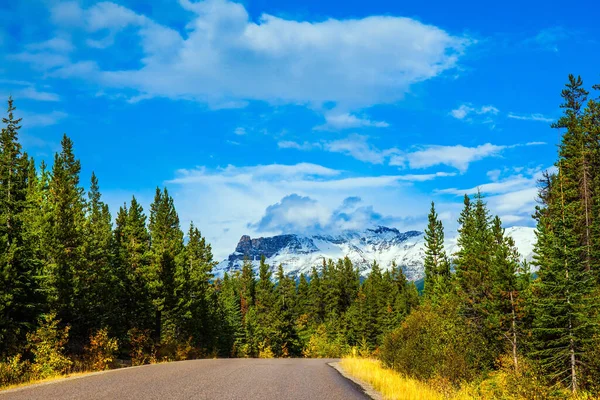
[0,97,40,356]
[79,173,114,332]
[46,134,86,337]
[112,197,153,338]
[148,187,184,342]
[489,216,528,372]
[532,76,599,393]
[423,201,450,301]
[182,222,216,351]
[273,264,300,356]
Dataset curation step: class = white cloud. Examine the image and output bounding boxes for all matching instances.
[437,166,556,226]
[508,112,554,123]
[162,162,454,257]
[278,141,319,151]
[323,134,400,164]
[16,110,68,127]
[38,0,471,110]
[450,103,499,121]
[51,1,85,26]
[487,169,501,181]
[437,174,533,196]
[402,143,505,172]
[10,52,70,70]
[315,112,390,130]
[26,37,74,53]
[13,87,61,102]
[234,127,246,135]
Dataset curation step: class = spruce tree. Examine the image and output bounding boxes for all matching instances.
[46,134,86,336]
[423,201,450,301]
[0,97,40,356]
[148,187,184,342]
[80,173,114,332]
[532,76,599,393]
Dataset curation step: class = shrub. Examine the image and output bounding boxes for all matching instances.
[379,302,490,384]
[302,324,348,358]
[85,328,119,371]
[127,328,155,366]
[27,313,72,379]
[258,341,275,359]
[0,354,31,387]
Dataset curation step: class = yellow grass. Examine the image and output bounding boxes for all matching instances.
[339,357,473,400]
[0,371,97,392]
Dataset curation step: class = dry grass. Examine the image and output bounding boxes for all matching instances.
[0,371,97,392]
[339,357,473,400]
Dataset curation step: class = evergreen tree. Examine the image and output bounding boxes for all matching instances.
[489,216,528,372]
[79,173,114,333]
[182,222,216,351]
[148,187,184,342]
[423,201,450,301]
[0,97,40,356]
[46,134,86,338]
[532,76,599,393]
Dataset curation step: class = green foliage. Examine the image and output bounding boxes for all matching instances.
[380,300,490,384]
[531,75,600,393]
[27,313,72,379]
[423,201,451,301]
[0,354,31,386]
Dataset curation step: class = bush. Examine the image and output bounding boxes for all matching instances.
[0,354,31,387]
[27,313,72,379]
[258,341,275,359]
[85,328,119,371]
[127,328,155,366]
[379,302,491,384]
[302,324,348,358]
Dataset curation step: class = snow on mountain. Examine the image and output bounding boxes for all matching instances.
[214,226,537,281]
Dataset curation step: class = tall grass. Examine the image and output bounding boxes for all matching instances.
[339,357,469,400]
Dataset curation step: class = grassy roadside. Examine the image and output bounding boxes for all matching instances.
[339,357,470,400]
[0,371,100,392]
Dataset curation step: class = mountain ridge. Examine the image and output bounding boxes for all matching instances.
[215,225,537,281]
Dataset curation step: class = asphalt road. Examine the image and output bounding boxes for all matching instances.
[0,358,370,400]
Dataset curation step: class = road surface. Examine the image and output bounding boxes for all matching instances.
[1,358,370,400]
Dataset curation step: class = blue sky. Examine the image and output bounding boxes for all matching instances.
[1,0,599,259]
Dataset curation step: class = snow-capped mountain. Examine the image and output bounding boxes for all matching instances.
[215,226,537,281]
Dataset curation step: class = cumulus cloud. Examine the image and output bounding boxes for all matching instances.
[251,194,330,233]
[162,162,454,257]
[33,0,471,110]
[398,143,505,172]
[437,166,556,225]
[251,194,399,234]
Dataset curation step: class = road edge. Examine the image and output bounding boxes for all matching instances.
[328,361,384,400]
[0,362,157,395]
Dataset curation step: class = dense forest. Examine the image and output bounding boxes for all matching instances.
[1,74,600,397]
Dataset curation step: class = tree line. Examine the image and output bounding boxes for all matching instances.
[1,74,600,397]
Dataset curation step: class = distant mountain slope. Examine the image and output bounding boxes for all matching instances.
[215,226,537,281]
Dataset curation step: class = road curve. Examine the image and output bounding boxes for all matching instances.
[1,358,370,400]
